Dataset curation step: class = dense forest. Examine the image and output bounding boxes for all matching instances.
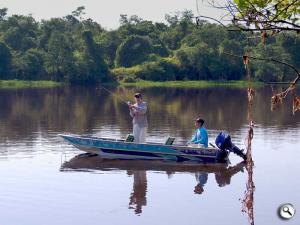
[0,7,299,84]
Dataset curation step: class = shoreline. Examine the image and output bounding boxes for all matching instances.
[0,80,62,89]
[117,80,264,88]
[0,79,268,89]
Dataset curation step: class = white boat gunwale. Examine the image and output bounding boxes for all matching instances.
[60,134,217,151]
[60,134,220,159]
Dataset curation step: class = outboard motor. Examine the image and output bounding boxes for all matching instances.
[215,132,247,161]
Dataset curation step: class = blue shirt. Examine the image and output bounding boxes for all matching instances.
[190,127,208,147]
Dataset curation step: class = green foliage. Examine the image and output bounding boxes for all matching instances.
[81,30,109,83]
[233,0,300,22]
[2,15,38,51]
[44,31,75,81]
[137,58,178,81]
[0,42,11,78]
[277,33,300,67]
[12,49,45,80]
[115,35,153,67]
[0,8,299,84]
[120,80,263,88]
[72,6,86,20]
[138,62,168,81]
[96,31,122,67]
[112,57,179,81]
[255,62,279,82]
[38,18,69,50]
[231,0,300,30]
[112,66,141,82]
[0,8,8,20]
[0,80,61,88]
[175,43,212,80]
[251,43,294,82]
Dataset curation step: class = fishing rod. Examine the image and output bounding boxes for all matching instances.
[97,84,130,105]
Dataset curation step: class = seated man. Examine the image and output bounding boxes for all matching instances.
[194,172,208,194]
[188,118,208,147]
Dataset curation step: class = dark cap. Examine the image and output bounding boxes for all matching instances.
[134,93,142,98]
[195,118,205,125]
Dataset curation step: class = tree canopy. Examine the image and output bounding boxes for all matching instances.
[0,7,299,84]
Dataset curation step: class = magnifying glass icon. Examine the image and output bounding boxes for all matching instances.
[279,203,295,220]
[283,206,293,216]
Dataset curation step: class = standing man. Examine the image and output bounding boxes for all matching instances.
[188,118,208,147]
[128,93,147,143]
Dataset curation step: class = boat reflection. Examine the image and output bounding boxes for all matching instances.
[61,155,246,214]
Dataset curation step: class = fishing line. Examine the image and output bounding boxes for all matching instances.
[97,84,129,105]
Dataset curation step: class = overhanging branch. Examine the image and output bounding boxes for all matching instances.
[223,52,300,82]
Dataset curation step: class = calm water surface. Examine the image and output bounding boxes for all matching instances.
[0,86,299,225]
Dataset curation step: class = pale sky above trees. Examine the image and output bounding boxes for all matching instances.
[0,0,224,29]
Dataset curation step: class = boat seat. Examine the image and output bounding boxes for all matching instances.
[165,137,175,145]
[125,134,134,142]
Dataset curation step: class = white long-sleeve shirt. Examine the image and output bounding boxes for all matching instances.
[129,102,148,128]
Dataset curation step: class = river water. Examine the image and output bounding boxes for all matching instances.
[0,86,299,225]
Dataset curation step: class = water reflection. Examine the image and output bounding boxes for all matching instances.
[0,87,299,145]
[0,86,299,224]
[61,155,245,215]
[194,172,208,194]
[128,171,147,214]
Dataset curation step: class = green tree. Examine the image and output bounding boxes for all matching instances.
[277,33,300,67]
[96,31,122,67]
[175,43,215,80]
[39,18,69,50]
[72,6,86,20]
[10,49,45,80]
[252,43,293,82]
[232,0,300,31]
[21,49,45,80]
[161,11,195,50]
[115,35,153,67]
[81,30,110,82]
[44,32,75,81]
[1,7,300,84]
[2,15,38,51]
[165,13,179,27]
[136,58,178,81]
[0,8,7,20]
[218,39,244,80]
[0,42,11,79]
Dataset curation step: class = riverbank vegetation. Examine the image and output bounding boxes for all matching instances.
[0,7,299,85]
[119,80,263,88]
[0,80,61,88]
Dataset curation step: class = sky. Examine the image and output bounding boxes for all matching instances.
[0,0,225,29]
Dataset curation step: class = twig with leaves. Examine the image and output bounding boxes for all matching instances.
[201,0,300,33]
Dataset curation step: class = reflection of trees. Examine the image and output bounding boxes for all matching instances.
[0,86,298,144]
[0,87,131,141]
[253,87,300,127]
[112,86,300,139]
